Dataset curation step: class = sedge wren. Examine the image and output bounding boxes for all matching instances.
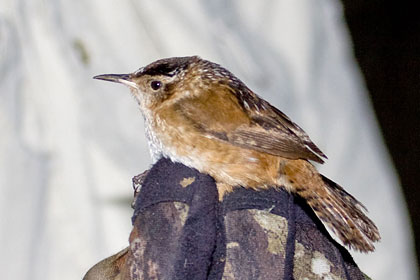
[94,56,380,252]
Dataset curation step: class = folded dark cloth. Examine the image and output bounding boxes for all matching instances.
[84,158,367,280]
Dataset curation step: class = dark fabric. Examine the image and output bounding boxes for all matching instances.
[131,158,218,280]
[84,158,367,280]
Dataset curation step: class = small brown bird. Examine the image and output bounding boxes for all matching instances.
[94,56,380,252]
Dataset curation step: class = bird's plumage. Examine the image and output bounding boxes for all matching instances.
[94,55,380,252]
[178,85,327,164]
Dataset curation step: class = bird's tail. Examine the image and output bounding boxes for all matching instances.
[301,175,380,252]
[282,160,380,252]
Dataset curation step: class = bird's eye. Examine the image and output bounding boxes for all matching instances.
[150,80,162,91]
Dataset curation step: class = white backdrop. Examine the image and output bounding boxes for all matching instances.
[0,0,417,279]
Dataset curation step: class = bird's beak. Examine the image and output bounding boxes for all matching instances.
[93,73,138,89]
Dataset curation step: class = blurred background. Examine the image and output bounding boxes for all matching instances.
[0,0,418,279]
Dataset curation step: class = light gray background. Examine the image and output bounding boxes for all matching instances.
[0,0,417,279]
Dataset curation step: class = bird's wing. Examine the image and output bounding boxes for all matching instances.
[176,86,327,164]
[243,100,328,163]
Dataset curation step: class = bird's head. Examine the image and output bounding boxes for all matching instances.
[94,56,240,113]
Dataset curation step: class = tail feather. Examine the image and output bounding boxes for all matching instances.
[302,175,380,252]
[282,159,380,252]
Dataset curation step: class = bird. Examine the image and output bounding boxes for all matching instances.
[94,56,380,252]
